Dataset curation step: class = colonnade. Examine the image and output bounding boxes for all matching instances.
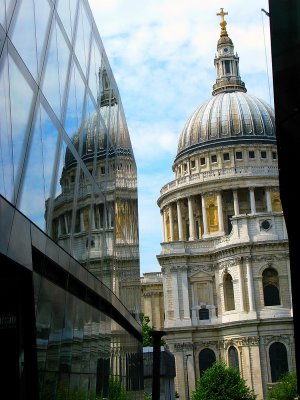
[161,187,278,242]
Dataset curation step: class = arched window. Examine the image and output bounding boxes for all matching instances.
[199,348,216,376]
[269,342,288,382]
[228,346,239,372]
[263,268,280,306]
[224,273,235,311]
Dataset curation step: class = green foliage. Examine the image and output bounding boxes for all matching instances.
[192,361,256,400]
[267,371,298,400]
[107,378,132,400]
[141,313,165,347]
[144,392,152,400]
[141,313,154,347]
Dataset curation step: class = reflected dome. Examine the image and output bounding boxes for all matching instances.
[64,108,134,168]
[176,92,276,160]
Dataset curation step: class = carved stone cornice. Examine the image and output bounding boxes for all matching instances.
[174,342,195,352]
[251,252,289,265]
[194,340,219,350]
[170,265,188,273]
[142,291,163,297]
[218,257,242,269]
[221,336,260,349]
[190,265,213,273]
[261,335,292,346]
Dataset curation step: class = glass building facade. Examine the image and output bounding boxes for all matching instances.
[0,0,142,398]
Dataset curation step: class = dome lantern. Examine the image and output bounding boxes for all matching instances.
[212,8,246,96]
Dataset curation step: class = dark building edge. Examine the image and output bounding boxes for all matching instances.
[269,0,300,389]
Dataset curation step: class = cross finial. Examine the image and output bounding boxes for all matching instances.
[217,8,228,36]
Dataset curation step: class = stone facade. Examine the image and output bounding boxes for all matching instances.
[155,9,295,400]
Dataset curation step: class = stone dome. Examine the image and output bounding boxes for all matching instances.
[176,91,276,160]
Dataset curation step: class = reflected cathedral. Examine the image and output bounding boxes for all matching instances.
[49,67,140,318]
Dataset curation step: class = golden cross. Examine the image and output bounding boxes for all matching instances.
[217,8,228,23]
[217,8,228,36]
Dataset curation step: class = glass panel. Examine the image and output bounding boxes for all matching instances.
[0,47,14,201]
[55,21,71,110]
[7,54,34,203]
[56,0,78,43]
[19,103,59,230]
[89,37,103,104]
[33,0,51,75]
[74,1,91,80]
[0,0,10,28]
[42,20,70,119]
[10,0,38,79]
[64,63,85,138]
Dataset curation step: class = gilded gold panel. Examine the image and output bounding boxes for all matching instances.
[271,191,282,212]
[205,195,219,233]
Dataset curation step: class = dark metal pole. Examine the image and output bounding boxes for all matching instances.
[150,330,165,400]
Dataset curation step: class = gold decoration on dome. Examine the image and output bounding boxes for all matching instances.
[217,8,228,37]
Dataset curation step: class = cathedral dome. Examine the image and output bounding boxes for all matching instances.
[176,8,275,161]
[176,91,276,159]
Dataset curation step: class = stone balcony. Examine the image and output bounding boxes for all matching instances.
[160,165,278,196]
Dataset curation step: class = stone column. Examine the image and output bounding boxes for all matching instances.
[171,269,180,320]
[201,195,209,235]
[162,273,169,327]
[169,204,174,241]
[161,211,165,242]
[181,268,190,320]
[188,196,195,240]
[177,200,184,241]
[265,188,272,212]
[233,189,240,216]
[249,188,256,214]
[143,293,152,322]
[238,263,245,311]
[153,294,162,329]
[217,192,225,233]
[245,258,255,311]
[163,209,168,242]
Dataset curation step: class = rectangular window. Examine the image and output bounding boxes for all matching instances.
[211,154,217,163]
[183,163,187,171]
[249,150,255,159]
[223,152,230,161]
[261,151,267,159]
[200,157,206,166]
[224,60,231,74]
[101,166,105,174]
[191,160,196,169]
[235,151,243,160]
[272,151,277,160]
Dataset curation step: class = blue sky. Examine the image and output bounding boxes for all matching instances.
[88,0,272,275]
